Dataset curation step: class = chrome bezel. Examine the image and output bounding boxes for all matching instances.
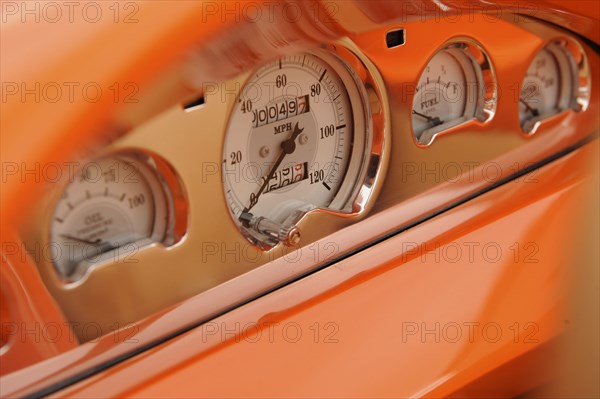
[222,45,389,250]
[520,37,590,135]
[47,149,188,284]
[411,38,497,147]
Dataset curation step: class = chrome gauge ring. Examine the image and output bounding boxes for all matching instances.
[49,151,185,282]
[411,40,496,146]
[519,38,590,134]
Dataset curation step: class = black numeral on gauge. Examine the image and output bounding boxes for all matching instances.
[241,100,252,113]
[309,169,325,184]
[310,83,321,97]
[128,194,146,209]
[275,74,287,88]
[230,150,242,165]
[320,124,335,139]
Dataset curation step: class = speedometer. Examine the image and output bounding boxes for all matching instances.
[222,50,387,249]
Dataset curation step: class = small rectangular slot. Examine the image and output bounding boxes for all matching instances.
[386,29,405,48]
[183,96,205,112]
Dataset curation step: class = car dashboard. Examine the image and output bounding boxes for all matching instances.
[1,1,599,397]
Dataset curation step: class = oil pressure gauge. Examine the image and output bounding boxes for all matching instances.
[50,152,184,281]
[412,41,496,146]
[519,39,589,134]
[222,49,387,249]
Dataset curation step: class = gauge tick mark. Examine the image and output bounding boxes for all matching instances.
[319,69,327,82]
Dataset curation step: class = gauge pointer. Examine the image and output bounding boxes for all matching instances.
[412,110,443,126]
[61,234,101,245]
[60,234,117,252]
[241,122,304,216]
[519,98,539,117]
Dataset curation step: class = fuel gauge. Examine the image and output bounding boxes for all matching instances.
[411,41,496,146]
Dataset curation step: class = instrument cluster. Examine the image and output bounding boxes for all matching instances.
[48,34,590,273]
[25,19,594,342]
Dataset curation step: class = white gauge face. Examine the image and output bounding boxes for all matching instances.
[519,44,575,133]
[412,46,480,145]
[50,156,168,280]
[520,48,560,122]
[223,53,365,246]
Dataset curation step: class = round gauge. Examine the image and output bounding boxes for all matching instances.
[50,155,170,281]
[222,52,379,248]
[519,42,578,133]
[412,42,494,146]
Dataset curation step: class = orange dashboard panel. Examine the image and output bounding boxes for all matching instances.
[0,1,598,398]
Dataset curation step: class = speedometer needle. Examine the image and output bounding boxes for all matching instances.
[241,122,304,217]
[412,110,443,126]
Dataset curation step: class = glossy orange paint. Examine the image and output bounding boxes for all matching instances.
[1,0,598,397]
[0,231,77,375]
[51,140,599,398]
